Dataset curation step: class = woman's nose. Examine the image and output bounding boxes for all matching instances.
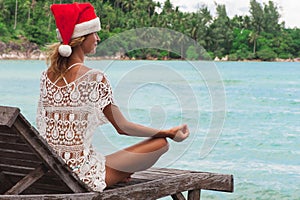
[95,33,100,42]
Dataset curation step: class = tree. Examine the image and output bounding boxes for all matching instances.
[231,15,251,30]
[122,0,135,12]
[249,31,259,54]
[262,0,281,35]
[249,0,264,34]
[0,0,9,23]
[162,0,173,14]
[210,4,233,58]
[286,28,300,57]
[13,0,18,29]
[190,6,213,48]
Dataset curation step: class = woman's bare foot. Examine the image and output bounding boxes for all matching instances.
[121,175,132,183]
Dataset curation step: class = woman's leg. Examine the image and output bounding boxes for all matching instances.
[105,137,169,187]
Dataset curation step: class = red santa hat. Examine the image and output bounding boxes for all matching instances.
[51,2,101,57]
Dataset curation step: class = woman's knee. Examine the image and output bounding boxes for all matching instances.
[136,137,169,154]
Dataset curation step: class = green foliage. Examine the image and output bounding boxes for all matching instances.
[257,47,277,61]
[278,53,293,59]
[235,44,255,60]
[231,28,252,54]
[285,28,300,57]
[0,0,299,60]
[25,24,55,46]
[210,4,233,57]
[0,22,10,42]
[186,46,199,60]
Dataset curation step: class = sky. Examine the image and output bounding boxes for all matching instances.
[155,0,300,28]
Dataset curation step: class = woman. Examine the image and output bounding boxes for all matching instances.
[36,2,189,192]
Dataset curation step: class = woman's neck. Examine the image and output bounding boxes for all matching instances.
[67,51,84,67]
[67,58,83,66]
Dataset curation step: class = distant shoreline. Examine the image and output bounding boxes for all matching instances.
[0,51,299,62]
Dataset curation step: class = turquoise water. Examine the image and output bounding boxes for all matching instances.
[0,60,299,199]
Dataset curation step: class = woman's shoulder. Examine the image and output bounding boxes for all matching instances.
[41,65,108,85]
[85,67,108,82]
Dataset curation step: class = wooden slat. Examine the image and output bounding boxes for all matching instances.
[0,148,39,161]
[130,172,163,181]
[2,171,27,178]
[0,141,33,153]
[131,168,192,180]
[0,127,17,135]
[0,157,41,168]
[0,133,25,144]
[4,164,49,195]
[106,178,149,189]
[0,124,20,136]
[0,163,35,175]
[190,172,234,192]
[19,187,53,195]
[147,168,191,174]
[0,192,98,200]
[26,182,71,194]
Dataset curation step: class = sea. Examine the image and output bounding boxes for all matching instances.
[0,60,299,199]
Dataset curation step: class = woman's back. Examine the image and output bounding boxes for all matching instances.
[37,67,114,191]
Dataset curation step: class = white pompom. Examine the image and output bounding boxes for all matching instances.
[58,45,72,57]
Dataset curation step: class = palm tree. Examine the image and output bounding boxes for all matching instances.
[0,0,9,22]
[249,31,259,54]
[48,0,55,31]
[13,0,18,29]
[145,0,156,18]
[122,0,135,12]
[24,0,36,24]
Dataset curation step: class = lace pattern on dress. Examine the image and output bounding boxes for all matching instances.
[36,69,114,192]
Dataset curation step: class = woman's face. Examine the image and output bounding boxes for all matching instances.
[81,32,100,55]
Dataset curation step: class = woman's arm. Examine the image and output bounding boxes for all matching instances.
[103,104,189,142]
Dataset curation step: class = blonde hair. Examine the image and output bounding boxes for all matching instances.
[46,36,85,79]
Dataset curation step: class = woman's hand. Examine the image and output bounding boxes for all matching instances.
[169,124,190,142]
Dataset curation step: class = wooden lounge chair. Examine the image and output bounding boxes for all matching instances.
[0,106,233,200]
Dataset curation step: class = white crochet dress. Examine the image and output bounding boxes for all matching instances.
[36,68,114,192]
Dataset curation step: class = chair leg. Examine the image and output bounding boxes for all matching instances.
[188,189,201,200]
[171,192,186,200]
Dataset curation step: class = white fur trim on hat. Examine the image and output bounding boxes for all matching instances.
[58,44,72,57]
[56,17,101,41]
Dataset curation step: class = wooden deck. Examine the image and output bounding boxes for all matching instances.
[99,168,233,200]
[0,106,234,199]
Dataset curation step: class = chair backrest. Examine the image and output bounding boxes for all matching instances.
[0,106,90,195]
